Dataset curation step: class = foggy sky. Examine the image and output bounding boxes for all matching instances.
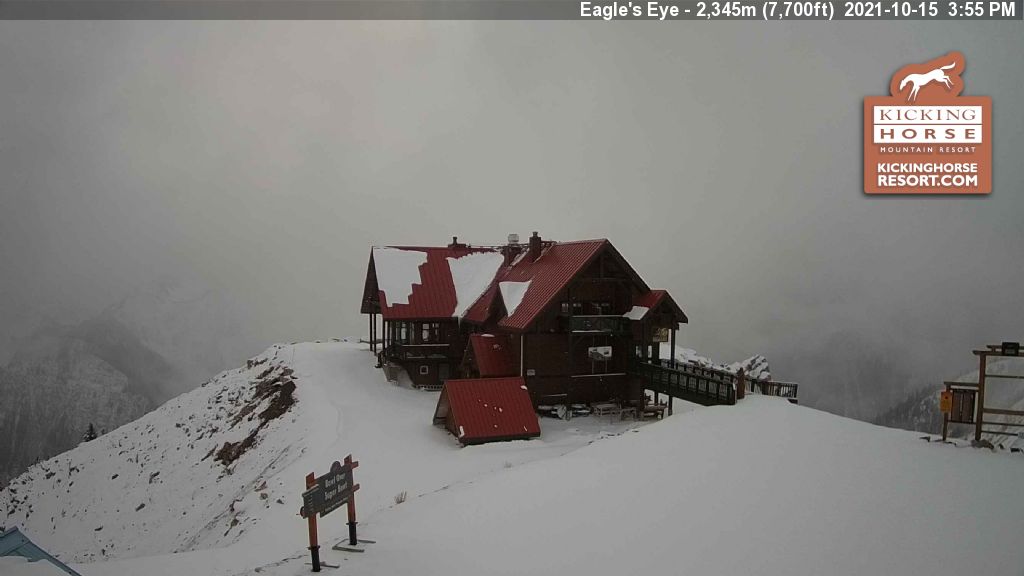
[1,20,1022,399]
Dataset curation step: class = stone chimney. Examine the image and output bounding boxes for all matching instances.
[448,236,467,249]
[528,231,542,261]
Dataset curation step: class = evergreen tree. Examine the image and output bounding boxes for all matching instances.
[83,423,98,442]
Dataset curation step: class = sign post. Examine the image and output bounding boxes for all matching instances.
[304,472,321,572]
[345,454,359,547]
[299,455,361,572]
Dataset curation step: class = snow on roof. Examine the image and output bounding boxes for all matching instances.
[498,280,532,318]
[623,305,649,320]
[372,247,428,306]
[447,252,505,318]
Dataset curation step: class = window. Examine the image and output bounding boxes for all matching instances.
[419,365,430,375]
[561,301,584,315]
[420,322,440,343]
[399,322,409,344]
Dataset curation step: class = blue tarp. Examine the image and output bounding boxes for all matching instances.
[0,527,81,576]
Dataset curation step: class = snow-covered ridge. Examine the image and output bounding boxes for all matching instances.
[3,342,645,572]
[665,345,773,381]
[0,344,312,563]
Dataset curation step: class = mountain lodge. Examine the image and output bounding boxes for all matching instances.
[360,233,687,411]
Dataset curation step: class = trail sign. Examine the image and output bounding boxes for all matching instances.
[301,461,356,518]
[299,456,361,573]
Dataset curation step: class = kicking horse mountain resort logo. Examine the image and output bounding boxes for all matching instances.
[864,52,992,194]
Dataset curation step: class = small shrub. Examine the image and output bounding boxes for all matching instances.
[394,491,407,505]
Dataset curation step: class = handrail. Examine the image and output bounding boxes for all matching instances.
[635,358,799,401]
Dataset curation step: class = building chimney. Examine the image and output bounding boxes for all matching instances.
[528,231,542,261]
[448,236,466,249]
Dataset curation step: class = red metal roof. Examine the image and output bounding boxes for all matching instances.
[633,289,667,310]
[435,377,540,445]
[494,240,607,331]
[462,283,499,324]
[469,333,516,377]
[369,246,500,321]
[631,289,688,323]
[365,238,686,328]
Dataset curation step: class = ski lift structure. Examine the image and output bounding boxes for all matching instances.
[941,341,1024,443]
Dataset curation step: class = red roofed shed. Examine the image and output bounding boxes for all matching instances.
[433,377,541,445]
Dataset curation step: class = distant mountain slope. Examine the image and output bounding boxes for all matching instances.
[98,279,255,393]
[0,317,169,487]
[0,280,259,487]
[781,331,920,421]
[0,344,306,562]
[874,384,942,434]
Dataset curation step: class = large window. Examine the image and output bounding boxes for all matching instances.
[419,322,440,343]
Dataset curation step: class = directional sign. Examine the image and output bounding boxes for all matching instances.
[300,455,361,573]
[301,461,357,518]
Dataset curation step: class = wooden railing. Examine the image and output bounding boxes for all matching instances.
[633,358,799,405]
[748,379,799,399]
[384,342,452,360]
[569,315,632,334]
[632,360,737,406]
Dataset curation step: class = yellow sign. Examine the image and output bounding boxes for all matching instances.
[939,390,953,413]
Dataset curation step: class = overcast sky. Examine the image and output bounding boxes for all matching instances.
[1,20,1021,410]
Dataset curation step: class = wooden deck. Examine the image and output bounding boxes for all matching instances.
[631,359,799,407]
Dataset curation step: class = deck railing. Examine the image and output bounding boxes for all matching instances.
[568,315,632,334]
[633,359,737,406]
[634,358,799,404]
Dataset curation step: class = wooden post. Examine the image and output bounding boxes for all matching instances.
[670,327,677,368]
[345,455,359,546]
[974,352,987,442]
[305,472,321,572]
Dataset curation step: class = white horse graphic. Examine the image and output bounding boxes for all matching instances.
[898,62,956,103]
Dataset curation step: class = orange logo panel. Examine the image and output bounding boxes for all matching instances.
[864,52,991,195]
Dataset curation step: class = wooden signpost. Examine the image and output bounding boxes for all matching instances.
[941,342,1024,444]
[299,455,361,572]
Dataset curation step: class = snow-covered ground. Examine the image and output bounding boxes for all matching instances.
[2,342,648,571]
[4,342,1023,576]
